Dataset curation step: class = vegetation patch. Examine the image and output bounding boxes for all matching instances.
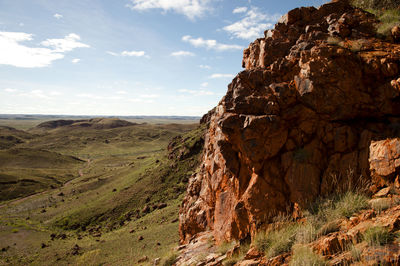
[163,251,178,266]
[289,245,326,266]
[351,0,400,36]
[255,224,298,258]
[222,243,250,266]
[363,226,394,246]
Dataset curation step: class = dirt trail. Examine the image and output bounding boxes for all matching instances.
[0,159,91,209]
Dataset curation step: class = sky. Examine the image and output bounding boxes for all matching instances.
[0,0,328,116]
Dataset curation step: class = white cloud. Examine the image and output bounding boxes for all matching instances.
[199,64,211,69]
[179,89,214,96]
[201,82,208,87]
[140,94,159,98]
[233,7,247,14]
[182,35,243,51]
[0,32,90,68]
[223,7,280,40]
[121,50,146,57]
[209,73,235,79]
[54,13,63,19]
[4,88,17,93]
[49,91,62,96]
[76,93,123,100]
[126,0,211,20]
[108,50,149,58]
[106,51,119,56]
[41,33,89,52]
[71,58,80,63]
[19,89,49,99]
[116,90,127,95]
[129,98,154,103]
[170,50,195,57]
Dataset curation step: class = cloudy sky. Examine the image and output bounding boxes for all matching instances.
[0,0,327,116]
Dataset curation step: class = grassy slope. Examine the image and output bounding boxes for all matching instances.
[0,119,203,265]
[351,0,400,36]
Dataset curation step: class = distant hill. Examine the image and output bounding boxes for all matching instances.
[0,126,34,149]
[0,148,84,169]
[35,118,136,130]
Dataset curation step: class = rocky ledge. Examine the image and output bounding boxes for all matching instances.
[179,0,400,247]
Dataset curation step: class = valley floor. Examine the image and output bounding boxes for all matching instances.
[0,118,202,265]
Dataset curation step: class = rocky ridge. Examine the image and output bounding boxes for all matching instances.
[179,0,400,252]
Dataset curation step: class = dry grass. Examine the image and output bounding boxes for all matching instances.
[289,245,326,266]
[363,226,394,246]
[254,224,298,258]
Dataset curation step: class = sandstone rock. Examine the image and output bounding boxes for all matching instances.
[153,257,160,265]
[137,255,148,263]
[369,138,400,186]
[236,259,261,266]
[244,247,262,260]
[374,187,391,198]
[179,0,400,245]
[392,25,400,43]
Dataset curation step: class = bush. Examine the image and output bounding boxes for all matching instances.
[363,226,394,246]
[255,225,298,258]
[163,252,178,266]
[351,0,400,10]
[334,191,369,218]
[348,244,362,262]
[306,191,368,228]
[290,245,326,266]
[217,241,236,255]
[295,223,317,244]
[352,0,400,36]
[222,243,250,266]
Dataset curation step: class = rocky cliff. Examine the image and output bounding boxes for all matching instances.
[179,0,400,245]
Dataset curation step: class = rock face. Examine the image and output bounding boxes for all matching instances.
[179,0,400,244]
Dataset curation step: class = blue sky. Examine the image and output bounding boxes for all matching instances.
[0,0,327,116]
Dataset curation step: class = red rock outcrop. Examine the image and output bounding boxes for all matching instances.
[179,0,400,244]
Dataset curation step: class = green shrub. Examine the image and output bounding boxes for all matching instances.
[222,243,250,266]
[351,0,400,10]
[363,226,394,246]
[11,228,19,233]
[163,252,178,266]
[349,244,362,262]
[217,241,236,255]
[255,225,298,258]
[352,1,400,36]
[295,223,317,244]
[317,219,341,237]
[290,245,326,266]
[334,191,369,218]
[306,191,368,227]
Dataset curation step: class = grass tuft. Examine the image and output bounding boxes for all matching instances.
[289,245,326,266]
[217,241,237,255]
[163,252,178,266]
[351,0,400,36]
[363,226,394,246]
[348,244,362,262]
[255,225,298,258]
[222,243,250,266]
